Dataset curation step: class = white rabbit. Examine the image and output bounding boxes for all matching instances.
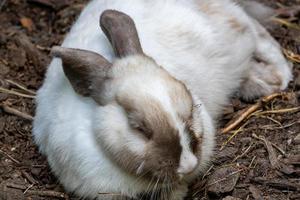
[33,0,292,199]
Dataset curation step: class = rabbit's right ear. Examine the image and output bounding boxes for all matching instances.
[51,46,112,99]
[100,10,143,57]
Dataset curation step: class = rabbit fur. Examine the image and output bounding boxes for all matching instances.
[33,0,292,199]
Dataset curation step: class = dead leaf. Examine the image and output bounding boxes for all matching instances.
[20,17,34,32]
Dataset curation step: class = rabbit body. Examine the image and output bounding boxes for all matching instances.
[33,0,292,199]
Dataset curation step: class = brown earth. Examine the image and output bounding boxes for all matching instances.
[0,0,299,199]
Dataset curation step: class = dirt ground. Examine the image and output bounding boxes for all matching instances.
[0,0,299,199]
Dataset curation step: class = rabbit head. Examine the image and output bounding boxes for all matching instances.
[52,10,212,185]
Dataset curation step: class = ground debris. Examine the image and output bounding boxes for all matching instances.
[284,154,300,165]
[20,17,34,32]
[251,177,299,191]
[14,33,48,75]
[27,0,71,10]
[294,134,300,145]
[207,167,241,195]
[261,136,280,169]
[249,185,264,200]
[213,147,238,164]
[222,196,241,200]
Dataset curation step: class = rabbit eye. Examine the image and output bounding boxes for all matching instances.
[134,124,153,139]
[130,120,153,140]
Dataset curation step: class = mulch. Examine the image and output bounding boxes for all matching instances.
[0,0,299,199]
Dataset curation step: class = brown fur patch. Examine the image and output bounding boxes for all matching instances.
[116,93,182,180]
[185,115,203,155]
[227,17,247,33]
[169,80,193,121]
[158,68,193,121]
[198,2,247,33]
[199,2,219,15]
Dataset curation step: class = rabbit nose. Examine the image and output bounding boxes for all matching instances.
[177,151,198,175]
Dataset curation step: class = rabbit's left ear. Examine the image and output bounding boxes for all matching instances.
[51,46,112,99]
[100,10,144,57]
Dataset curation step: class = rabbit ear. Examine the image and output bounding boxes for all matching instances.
[51,46,112,97]
[100,10,143,57]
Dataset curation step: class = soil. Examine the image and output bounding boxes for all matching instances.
[0,0,299,200]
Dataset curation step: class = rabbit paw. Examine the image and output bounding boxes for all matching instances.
[239,18,293,100]
[239,55,292,100]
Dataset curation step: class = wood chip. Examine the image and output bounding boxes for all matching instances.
[214,147,238,164]
[251,178,299,191]
[0,104,33,121]
[252,134,281,170]
[14,33,48,75]
[284,154,300,165]
[21,171,37,185]
[263,138,280,170]
[207,167,241,195]
[249,185,264,200]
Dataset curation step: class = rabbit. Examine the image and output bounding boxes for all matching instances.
[33,0,292,199]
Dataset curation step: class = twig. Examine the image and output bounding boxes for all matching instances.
[6,79,36,95]
[248,156,257,169]
[256,120,299,131]
[254,107,300,115]
[283,48,300,63]
[1,104,33,121]
[0,86,35,98]
[221,120,251,150]
[252,134,286,155]
[36,45,51,51]
[26,190,69,199]
[272,17,300,30]
[23,184,34,194]
[221,92,285,134]
[6,182,27,190]
[0,149,20,164]
[232,143,254,162]
[206,169,243,187]
[201,165,214,180]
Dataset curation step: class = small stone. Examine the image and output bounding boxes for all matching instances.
[207,167,240,195]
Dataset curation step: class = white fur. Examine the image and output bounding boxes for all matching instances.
[33,0,292,199]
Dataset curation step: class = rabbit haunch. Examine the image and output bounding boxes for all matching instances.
[51,10,201,181]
